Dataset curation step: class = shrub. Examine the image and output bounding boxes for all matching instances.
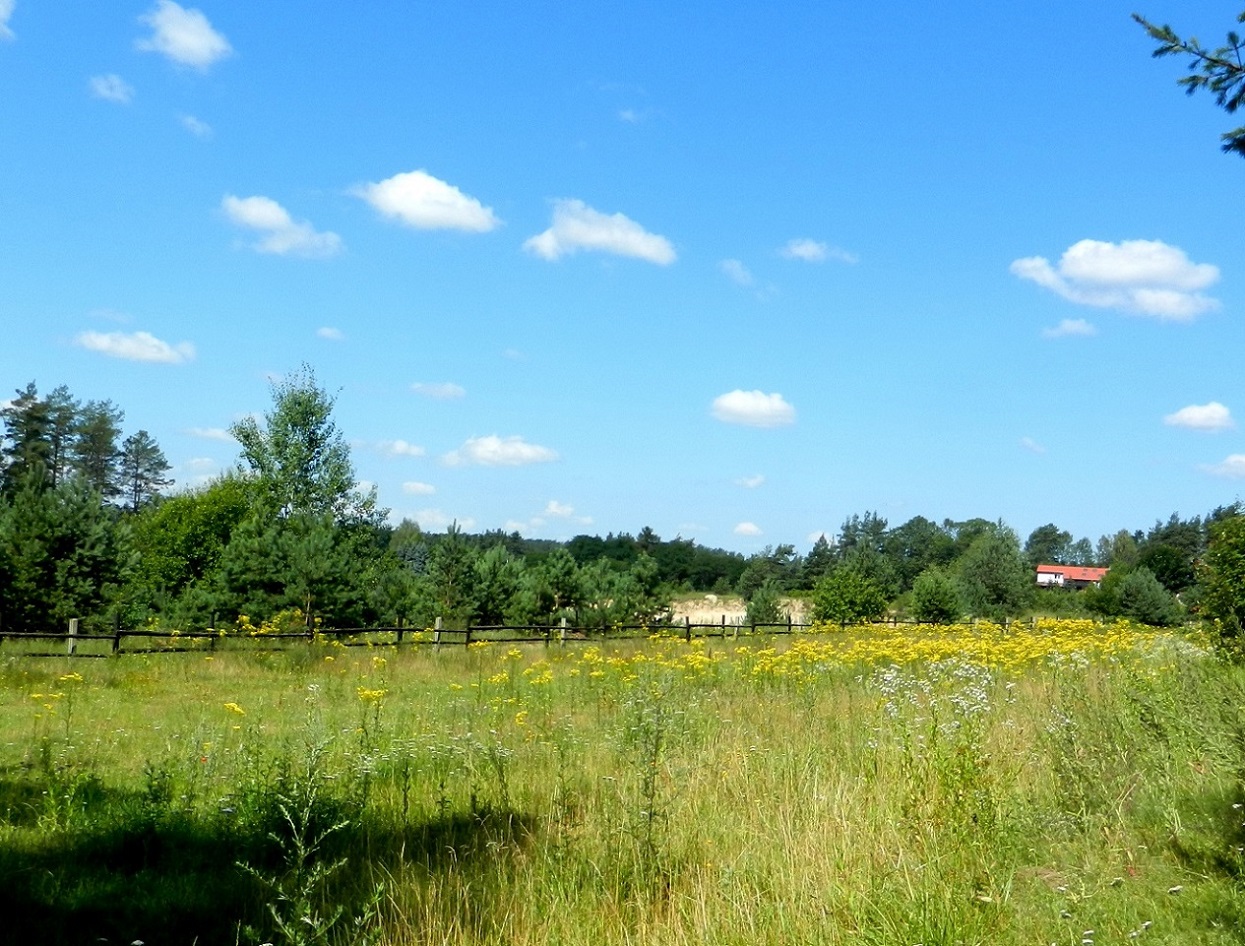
[910,567,961,624]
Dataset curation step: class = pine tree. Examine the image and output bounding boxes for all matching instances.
[73,399,124,501]
[119,430,173,513]
[1,381,52,493]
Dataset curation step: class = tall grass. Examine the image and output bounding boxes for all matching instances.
[0,623,1241,945]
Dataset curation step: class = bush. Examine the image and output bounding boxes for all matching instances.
[910,567,961,624]
[744,581,786,625]
[812,568,887,624]
[1116,567,1182,626]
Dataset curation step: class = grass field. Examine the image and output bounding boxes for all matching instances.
[0,620,1242,945]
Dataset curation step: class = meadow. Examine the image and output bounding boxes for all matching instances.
[0,620,1242,946]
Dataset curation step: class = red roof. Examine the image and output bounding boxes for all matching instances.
[1035,564,1108,582]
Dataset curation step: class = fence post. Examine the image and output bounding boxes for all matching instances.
[787,613,792,634]
[112,626,123,654]
[684,616,692,642]
[464,622,472,647]
[560,617,567,646]
[434,616,442,650]
[67,618,78,657]
[396,615,404,644]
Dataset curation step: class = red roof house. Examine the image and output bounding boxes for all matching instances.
[1035,564,1109,589]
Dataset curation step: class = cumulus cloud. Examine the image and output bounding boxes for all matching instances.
[411,381,466,400]
[442,435,558,467]
[1202,455,1245,478]
[0,0,15,41]
[378,439,425,458]
[779,238,857,264]
[1041,318,1097,339]
[402,481,436,495]
[353,169,499,232]
[1020,436,1046,455]
[185,426,231,441]
[711,390,795,428]
[89,74,134,104]
[735,474,765,489]
[734,522,762,537]
[1010,239,1220,322]
[180,114,212,138]
[222,195,342,258]
[544,500,574,518]
[316,326,344,341]
[524,199,675,265]
[720,258,754,286]
[75,330,195,364]
[1164,401,1234,432]
[136,1,232,70]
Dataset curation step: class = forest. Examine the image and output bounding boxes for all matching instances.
[2,370,1243,637]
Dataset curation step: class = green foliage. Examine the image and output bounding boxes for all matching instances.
[72,399,124,502]
[1115,567,1183,626]
[956,527,1031,620]
[1023,522,1073,567]
[744,580,787,625]
[231,366,378,524]
[128,474,254,615]
[473,544,523,626]
[0,471,133,631]
[1199,514,1245,649]
[812,564,888,624]
[118,429,173,514]
[1135,11,1245,157]
[883,515,956,592]
[910,566,962,624]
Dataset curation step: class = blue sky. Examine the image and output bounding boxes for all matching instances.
[1,1,1243,553]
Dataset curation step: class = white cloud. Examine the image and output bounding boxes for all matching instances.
[414,508,476,531]
[544,500,574,518]
[1010,239,1220,322]
[779,238,857,264]
[183,457,215,472]
[378,439,425,458]
[316,326,344,341]
[524,198,675,265]
[1041,318,1097,339]
[222,195,342,258]
[442,435,558,467]
[353,169,499,232]
[411,381,466,400]
[1203,455,1245,478]
[0,0,15,41]
[1020,436,1046,455]
[734,522,762,537]
[89,74,134,104]
[1164,401,1234,432]
[180,114,212,138]
[720,258,754,286]
[619,108,643,123]
[136,1,232,70]
[711,390,796,428]
[185,426,231,441]
[75,330,195,364]
[402,481,436,495]
[735,474,765,488]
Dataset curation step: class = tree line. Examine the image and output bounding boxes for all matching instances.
[3,369,1245,646]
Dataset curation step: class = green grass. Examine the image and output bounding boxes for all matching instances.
[0,631,1241,945]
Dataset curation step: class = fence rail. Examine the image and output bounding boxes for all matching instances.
[0,614,1077,659]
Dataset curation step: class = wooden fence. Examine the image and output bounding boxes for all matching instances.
[0,614,1066,659]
